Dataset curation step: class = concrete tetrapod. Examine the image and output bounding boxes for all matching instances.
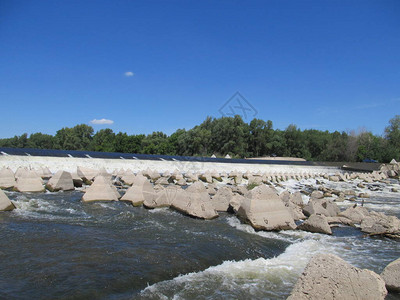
[237,185,296,231]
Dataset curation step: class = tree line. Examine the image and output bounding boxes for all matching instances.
[0,115,399,162]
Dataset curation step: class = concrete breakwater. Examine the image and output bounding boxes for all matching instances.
[1,154,400,298]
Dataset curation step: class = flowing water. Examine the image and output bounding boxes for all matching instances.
[1,178,400,299]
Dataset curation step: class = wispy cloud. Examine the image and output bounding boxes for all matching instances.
[90,118,114,125]
[124,71,134,77]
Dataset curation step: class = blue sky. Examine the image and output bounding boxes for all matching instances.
[0,0,399,138]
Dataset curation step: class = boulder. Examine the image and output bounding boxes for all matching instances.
[199,171,213,183]
[212,186,234,212]
[329,175,340,182]
[310,190,324,199]
[338,206,370,224]
[143,185,178,209]
[14,170,44,192]
[120,176,152,206]
[287,254,387,300]
[360,211,400,235]
[380,257,400,292]
[237,185,296,231]
[0,168,16,189]
[175,178,187,186]
[38,167,52,179]
[45,171,74,192]
[155,177,170,186]
[0,189,15,211]
[71,172,83,187]
[229,194,245,213]
[298,214,332,235]
[82,176,120,202]
[77,166,98,184]
[280,191,305,220]
[121,170,136,185]
[303,199,340,218]
[171,181,218,219]
[326,216,354,226]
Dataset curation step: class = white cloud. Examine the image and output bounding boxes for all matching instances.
[90,118,114,125]
[124,71,134,77]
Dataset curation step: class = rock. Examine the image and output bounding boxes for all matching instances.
[121,170,136,185]
[120,176,152,206]
[71,172,83,187]
[303,199,340,217]
[290,191,304,207]
[77,166,98,184]
[287,253,387,300]
[360,211,400,235]
[298,214,332,234]
[171,181,218,219]
[229,194,245,213]
[45,171,74,192]
[326,216,354,226]
[344,189,356,196]
[175,178,187,186]
[212,186,234,212]
[14,170,45,193]
[143,185,178,209]
[280,191,305,220]
[338,206,370,224]
[155,177,170,186]
[310,190,324,199]
[37,167,52,179]
[391,188,398,192]
[82,176,120,202]
[0,189,15,211]
[381,257,400,292]
[358,182,366,188]
[329,175,340,182]
[0,167,16,189]
[358,192,370,198]
[237,185,296,231]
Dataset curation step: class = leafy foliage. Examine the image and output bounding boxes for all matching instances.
[0,116,399,162]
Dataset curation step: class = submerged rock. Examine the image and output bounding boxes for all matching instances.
[287,253,387,300]
[381,257,400,292]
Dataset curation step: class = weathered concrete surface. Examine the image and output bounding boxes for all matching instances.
[0,154,338,175]
[380,257,400,292]
[237,185,296,231]
[0,167,16,189]
[287,253,387,300]
[46,170,74,192]
[0,189,15,211]
[298,214,332,235]
[82,176,120,202]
